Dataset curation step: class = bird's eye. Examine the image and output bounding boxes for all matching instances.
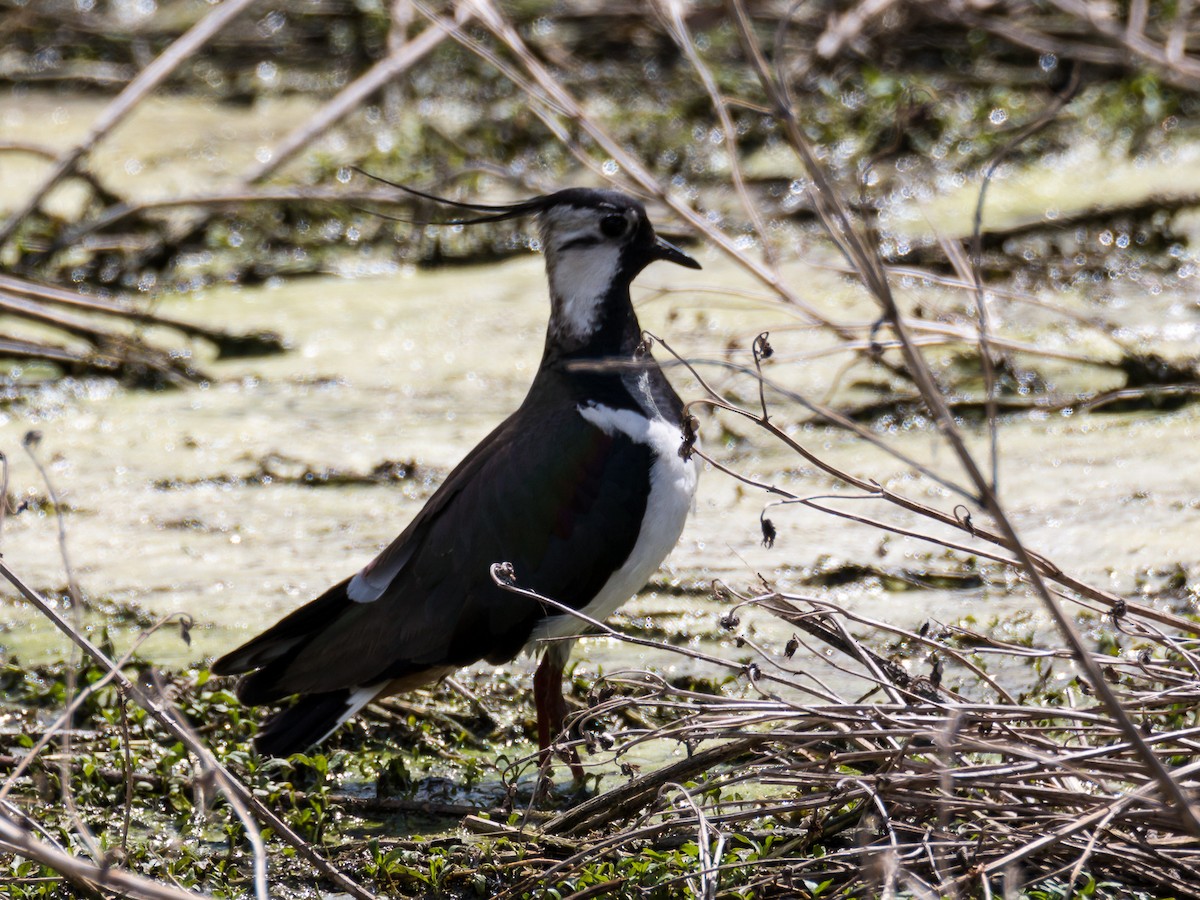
[600,214,628,238]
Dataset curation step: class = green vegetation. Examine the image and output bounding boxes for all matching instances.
[4,595,1199,900]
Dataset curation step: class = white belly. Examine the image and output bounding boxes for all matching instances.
[527,403,699,652]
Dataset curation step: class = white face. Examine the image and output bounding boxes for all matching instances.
[539,204,639,341]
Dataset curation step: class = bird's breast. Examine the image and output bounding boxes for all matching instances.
[574,401,699,517]
[526,402,698,651]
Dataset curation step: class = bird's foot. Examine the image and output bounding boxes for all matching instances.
[562,745,586,785]
[537,741,586,783]
[531,754,596,808]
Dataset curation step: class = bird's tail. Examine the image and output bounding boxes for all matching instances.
[252,684,382,758]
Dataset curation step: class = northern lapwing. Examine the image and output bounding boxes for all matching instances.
[212,185,701,777]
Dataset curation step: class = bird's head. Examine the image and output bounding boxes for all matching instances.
[358,174,700,352]
[534,188,699,276]
[532,188,700,344]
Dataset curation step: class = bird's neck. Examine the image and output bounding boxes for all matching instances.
[541,249,642,364]
[542,287,640,362]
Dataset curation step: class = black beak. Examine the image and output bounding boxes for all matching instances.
[652,235,702,270]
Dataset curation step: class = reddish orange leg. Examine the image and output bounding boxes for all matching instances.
[533,654,584,781]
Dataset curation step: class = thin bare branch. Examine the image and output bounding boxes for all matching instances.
[728,0,1200,836]
[0,0,260,247]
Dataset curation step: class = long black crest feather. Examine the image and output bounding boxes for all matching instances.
[351,167,547,225]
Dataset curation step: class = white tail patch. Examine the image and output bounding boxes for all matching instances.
[313,682,386,747]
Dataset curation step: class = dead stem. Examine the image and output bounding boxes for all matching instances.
[0,0,259,248]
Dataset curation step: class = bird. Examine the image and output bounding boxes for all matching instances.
[211,183,701,778]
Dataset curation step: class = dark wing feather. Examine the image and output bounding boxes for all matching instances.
[215,392,651,704]
[251,690,355,756]
[210,578,352,675]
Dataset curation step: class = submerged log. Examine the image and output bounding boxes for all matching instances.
[0,273,288,387]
